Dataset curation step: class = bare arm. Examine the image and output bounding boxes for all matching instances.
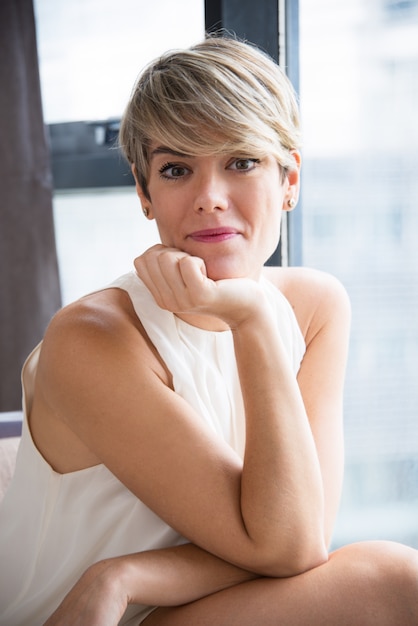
[268,266,350,545]
[229,294,326,572]
[44,544,258,626]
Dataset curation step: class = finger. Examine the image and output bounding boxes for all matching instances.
[135,246,194,311]
[156,252,210,312]
[134,252,169,308]
[178,254,207,282]
[177,256,213,308]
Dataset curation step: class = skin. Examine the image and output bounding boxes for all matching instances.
[34,149,418,624]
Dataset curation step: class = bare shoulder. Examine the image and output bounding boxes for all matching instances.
[44,288,139,345]
[262,266,351,345]
[31,288,170,472]
[39,289,132,374]
[40,286,171,388]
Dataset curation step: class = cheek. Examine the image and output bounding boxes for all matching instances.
[153,219,174,246]
[151,207,183,247]
[258,202,283,254]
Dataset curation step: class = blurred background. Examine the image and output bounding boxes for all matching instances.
[2,0,418,549]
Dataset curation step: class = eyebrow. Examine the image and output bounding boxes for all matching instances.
[150,146,193,159]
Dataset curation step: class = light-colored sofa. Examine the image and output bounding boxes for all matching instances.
[0,412,22,502]
[0,437,20,502]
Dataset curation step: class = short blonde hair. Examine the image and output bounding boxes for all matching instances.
[119,35,300,198]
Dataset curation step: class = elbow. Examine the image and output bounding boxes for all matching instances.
[252,538,329,579]
[280,542,329,578]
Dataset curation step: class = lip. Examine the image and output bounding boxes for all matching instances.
[187,227,240,243]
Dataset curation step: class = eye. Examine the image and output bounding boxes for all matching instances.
[158,162,190,179]
[228,158,260,172]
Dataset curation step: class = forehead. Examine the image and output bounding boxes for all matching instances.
[150,145,193,160]
[146,136,272,165]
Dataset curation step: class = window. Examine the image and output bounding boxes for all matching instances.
[299,0,418,547]
[35,0,418,549]
[34,0,205,303]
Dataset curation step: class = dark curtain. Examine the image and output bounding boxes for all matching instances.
[0,0,61,410]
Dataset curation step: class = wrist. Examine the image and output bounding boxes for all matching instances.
[229,297,273,334]
[219,284,270,331]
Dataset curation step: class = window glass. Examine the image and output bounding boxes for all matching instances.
[34,0,204,303]
[34,0,205,123]
[299,0,418,547]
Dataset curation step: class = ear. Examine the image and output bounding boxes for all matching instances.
[131,164,153,219]
[283,150,301,212]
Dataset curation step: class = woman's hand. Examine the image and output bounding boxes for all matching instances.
[134,245,267,329]
[43,560,128,626]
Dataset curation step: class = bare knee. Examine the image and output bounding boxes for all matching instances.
[333,541,418,624]
[387,542,418,620]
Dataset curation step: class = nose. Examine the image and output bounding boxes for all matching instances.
[192,169,229,214]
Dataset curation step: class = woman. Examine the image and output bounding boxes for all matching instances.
[0,36,417,625]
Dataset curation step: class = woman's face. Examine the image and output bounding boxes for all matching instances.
[135,146,300,281]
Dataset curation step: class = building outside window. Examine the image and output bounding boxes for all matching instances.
[299,0,418,547]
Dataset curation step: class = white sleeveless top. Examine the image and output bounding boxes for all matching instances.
[0,272,305,626]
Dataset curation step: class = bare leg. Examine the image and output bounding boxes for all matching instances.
[143,541,418,626]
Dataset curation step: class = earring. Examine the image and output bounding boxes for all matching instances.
[287,197,296,208]
[142,207,149,218]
